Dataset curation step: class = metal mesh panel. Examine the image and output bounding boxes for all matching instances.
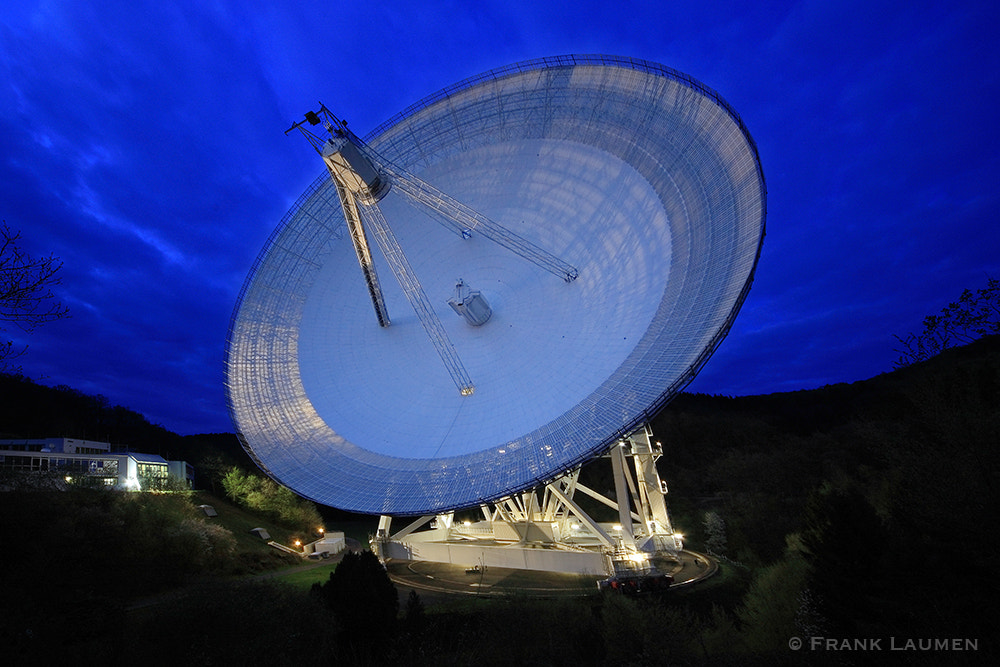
[225,55,766,515]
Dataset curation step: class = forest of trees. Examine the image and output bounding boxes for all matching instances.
[221,465,324,530]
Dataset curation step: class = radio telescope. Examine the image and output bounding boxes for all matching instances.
[226,55,765,573]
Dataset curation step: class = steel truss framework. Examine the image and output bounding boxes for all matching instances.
[373,424,682,576]
[287,105,578,396]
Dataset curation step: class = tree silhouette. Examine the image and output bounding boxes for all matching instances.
[404,589,426,635]
[313,550,399,651]
[799,486,890,637]
[894,277,999,367]
[1,222,69,371]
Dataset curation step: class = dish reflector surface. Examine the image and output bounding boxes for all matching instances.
[225,55,766,515]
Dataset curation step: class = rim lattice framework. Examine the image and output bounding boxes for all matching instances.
[225,54,766,515]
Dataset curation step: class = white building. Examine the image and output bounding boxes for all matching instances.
[0,438,194,490]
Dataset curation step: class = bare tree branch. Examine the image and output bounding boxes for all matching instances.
[1,221,70,371]
[893,277,1000,368]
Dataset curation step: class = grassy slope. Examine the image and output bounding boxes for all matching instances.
[190,489,302,553]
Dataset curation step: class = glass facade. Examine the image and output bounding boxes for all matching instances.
[137,461,169,490]
[0,453,120,486]
[0,446,191,490]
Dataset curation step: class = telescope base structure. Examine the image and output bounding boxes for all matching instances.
[372,426,684,578]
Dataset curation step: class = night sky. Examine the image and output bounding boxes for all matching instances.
[2,1,997,436]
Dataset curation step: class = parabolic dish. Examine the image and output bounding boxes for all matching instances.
[225,55,766,516]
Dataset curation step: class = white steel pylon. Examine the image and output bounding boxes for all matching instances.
[286,104,578,397]
[372,424,683,576]
[355,196,476,396]
[386,164,579,282]
[289,106,473,395]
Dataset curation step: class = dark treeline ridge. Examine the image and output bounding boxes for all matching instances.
[0,373,253,488]
[648,333,999,565]
[0,336,997,664]
[0,372,366,523]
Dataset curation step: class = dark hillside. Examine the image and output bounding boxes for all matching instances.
[5,336,997,559]
[643,335,1000,564]
[0,486,312,661]
[0,374,260,487]
[631,335,999,650]
[0,373,183,452]
[1,338,997,661]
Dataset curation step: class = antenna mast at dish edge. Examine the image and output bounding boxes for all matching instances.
[286,104,580,397]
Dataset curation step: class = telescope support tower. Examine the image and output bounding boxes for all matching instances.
[372,424,683,577]
[388,165,579,282]
[332,178,391,327]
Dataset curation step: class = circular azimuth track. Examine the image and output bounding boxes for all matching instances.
[225,55,766,516]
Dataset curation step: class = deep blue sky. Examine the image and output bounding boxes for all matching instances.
[2,1,998,436]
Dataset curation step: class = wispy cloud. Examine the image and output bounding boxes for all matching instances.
[1,0,998,434]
